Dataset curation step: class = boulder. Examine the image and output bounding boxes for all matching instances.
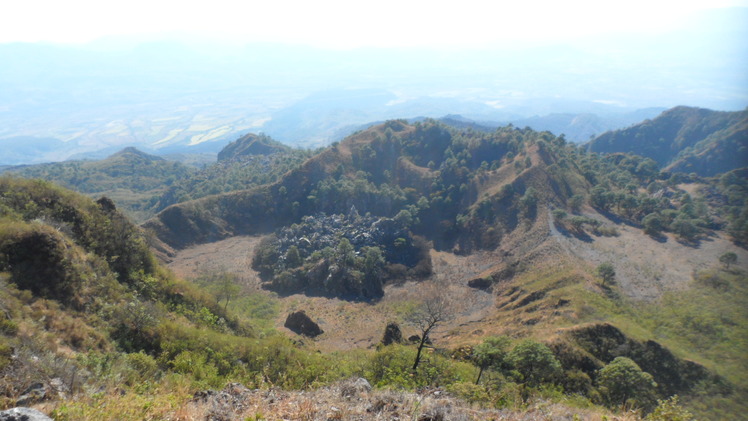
[339,377,372,397]
[0,408,53,421]
[284,311,324,337]
[381,322,403,346]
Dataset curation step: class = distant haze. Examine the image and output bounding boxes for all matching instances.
[2,0,746,48]
[0,3,746,164]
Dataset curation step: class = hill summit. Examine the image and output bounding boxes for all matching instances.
[217,133,290,161]
[108,146,165,162]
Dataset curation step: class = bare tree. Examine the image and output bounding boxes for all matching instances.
[407,291,453,371]
[215,271,241,313]
[196,269,241,313]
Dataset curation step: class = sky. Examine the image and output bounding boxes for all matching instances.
[3,0,748,49]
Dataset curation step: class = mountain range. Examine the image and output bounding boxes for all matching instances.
[2,7,746,164]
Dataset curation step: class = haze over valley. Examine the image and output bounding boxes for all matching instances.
[1,6,746,164]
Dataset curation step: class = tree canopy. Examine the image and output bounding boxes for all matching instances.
[597,357,657,409]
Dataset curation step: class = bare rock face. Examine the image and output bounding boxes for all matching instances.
[0,408,53,421]
[381,322,403,346]
[284,310,324,337]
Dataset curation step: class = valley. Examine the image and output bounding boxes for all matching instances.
[165,235,497,352]
[1,107,746,420]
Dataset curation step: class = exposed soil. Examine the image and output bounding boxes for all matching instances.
[165,207,748,350]
[167,237,500,351]
[166,235,263,288]
[547,209,748,301]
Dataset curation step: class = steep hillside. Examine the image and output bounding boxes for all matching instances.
[4,147,193,192]
[150,135,313,213]
[146,120,546,251]
[588,106,748,176]
[0,178,264,403]
[666,116,748,175]
[0,177,645,421]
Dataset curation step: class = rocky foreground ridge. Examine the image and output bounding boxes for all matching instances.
[184,379,637,421]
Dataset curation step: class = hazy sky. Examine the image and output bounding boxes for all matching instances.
[3,0,748,48]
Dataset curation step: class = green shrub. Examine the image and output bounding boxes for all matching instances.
[597,357,656,410]
[507,340,562,387]
[169,351,221,388]
[447,381,490,404]
[646,396,694,421]
[0,343,12,371]
[367,345,417,388]
[0,319,18,336]
[125,351,160,385]
[365,344,473,389]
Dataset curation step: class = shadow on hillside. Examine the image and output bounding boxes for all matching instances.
[596,209,640,228]
[262,283,383,304]
[600,283,620,300]
[647,232,668,243]
[675,237,702,248]
[554,222,594,243]
[571,230,594,243]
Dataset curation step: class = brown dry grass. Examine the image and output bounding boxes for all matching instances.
[163,192,747,354]
[546,208,748,301]
[171,381,638,421]
[166,237,504,352]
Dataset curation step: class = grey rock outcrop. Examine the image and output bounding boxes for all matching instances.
[339,377,372,397]
[0,408,53,421]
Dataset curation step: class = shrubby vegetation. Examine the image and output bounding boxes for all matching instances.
[2,137,314,222]
[597,357,657,409]
[153,146,315,213]
[718,168,748,244]
[0,188,697,419]
[0,177,250,401]
[2,148,195,222]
